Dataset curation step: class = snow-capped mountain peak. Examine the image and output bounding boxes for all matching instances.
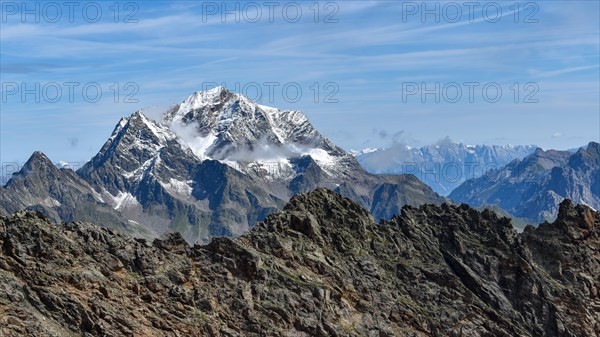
[78,109,194,191]
[105,111,182,158]
[80,87,360,194]
[173,86,233,118]
[165,86,306,143]
[160,87,350,175]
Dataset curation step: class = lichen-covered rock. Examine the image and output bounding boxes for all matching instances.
[0,189,598,336]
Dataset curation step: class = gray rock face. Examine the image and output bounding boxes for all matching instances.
[356,138,537,195]
[76,111,284,242]
[450,142,600,223]
[0,152,150,237]
[1,189,598,336]
[1,88,445,243]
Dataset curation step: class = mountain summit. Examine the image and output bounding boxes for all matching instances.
[162,86,351,179]
[1,88,444,243]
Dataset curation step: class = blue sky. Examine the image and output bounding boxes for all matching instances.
[1,0,599,168]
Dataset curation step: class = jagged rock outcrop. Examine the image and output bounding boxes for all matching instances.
[1,189,597,336]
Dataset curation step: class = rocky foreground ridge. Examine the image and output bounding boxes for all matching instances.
[1,189,598,336]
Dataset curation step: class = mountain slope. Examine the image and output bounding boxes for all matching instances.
[1,189,598,336]
[0,88,445,243]
[450,142,600,222]
[159,86,445,218]
[162,86,348,162]
[356,139,537,195]
[77,111,284,242]
[0,152,150,237]
[72,88,444,242]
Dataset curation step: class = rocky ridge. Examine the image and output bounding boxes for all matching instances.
[1,189,598,336]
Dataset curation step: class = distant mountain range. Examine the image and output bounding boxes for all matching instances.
[0,87,444,243]
[450,142,600,222]
[355,139,537,195]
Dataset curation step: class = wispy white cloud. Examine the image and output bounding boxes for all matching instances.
[531,65,600,78]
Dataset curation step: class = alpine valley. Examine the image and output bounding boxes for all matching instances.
[0,87,444,244]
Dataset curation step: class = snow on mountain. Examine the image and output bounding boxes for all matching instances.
[111,191,141,211]
[78,110,200,204]
[75,88,358,241]
[54,87,445,243]
[79,86,362,213]
[351,147,380,156]
[101,111,185,166]
[160,86,352,179]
